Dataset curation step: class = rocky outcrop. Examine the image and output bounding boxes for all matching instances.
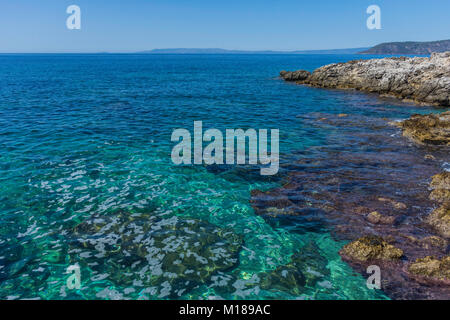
[408,256,450,281]
[430,172,450,190]
[280,52,450,107]
[427,204,450,239]
[340,235,404,262]
[280,70,311,82]
[430,190,450,203]
[395,112,450,146]
[426,172,450,238]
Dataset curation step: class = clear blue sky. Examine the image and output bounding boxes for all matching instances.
[0,0,449,53]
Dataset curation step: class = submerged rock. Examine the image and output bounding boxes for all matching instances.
[70,211,243,297]
[290,242,330,287]
[377,197,407,210]
[397,112,450,146]
[421,236,448,249]
[407,235,448,250]
[426,203,450,239]
[340,236,404,262]
[259,264,306,296]
[258,242,330,296]
[408,256,450,281]
[367,211,396,225]
[281,52,450,107]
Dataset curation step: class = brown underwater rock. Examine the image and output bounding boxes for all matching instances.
[377,197,407,210]
[408,256,450,281]
[397,112,450,146]
[340,235,404,262]
[281,52,450,107]
[367,211,396,225]
[407,235,448,250]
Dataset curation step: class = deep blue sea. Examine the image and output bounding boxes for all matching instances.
[0,54,441,300]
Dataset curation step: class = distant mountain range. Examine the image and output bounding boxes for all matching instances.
[140,47,370,55]
[359,40,450,55]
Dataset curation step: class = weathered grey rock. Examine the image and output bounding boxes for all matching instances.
[280,70,311,82]
[281,52,450,107]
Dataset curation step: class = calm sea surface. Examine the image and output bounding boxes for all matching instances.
[0,54,439,300]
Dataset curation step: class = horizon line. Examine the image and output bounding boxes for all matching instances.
[0,46,371,55]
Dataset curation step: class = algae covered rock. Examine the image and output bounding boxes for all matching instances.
[429,189,450,203]
[429,172,450,203]
[398,112,450,146]
[426,203,450,239]
[408,256,450,281]
[70,211,243,297]
[340,235,404,262]
[430,172,450,190]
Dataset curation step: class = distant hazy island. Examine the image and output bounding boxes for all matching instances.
[360,40,450,55]
[140,40,450,55]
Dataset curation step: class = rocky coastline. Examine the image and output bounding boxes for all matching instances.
[280,52,450,107]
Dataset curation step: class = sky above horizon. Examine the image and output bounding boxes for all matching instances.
[0,0,449,53]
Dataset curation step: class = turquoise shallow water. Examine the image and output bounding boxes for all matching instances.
[0,54,439,300]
